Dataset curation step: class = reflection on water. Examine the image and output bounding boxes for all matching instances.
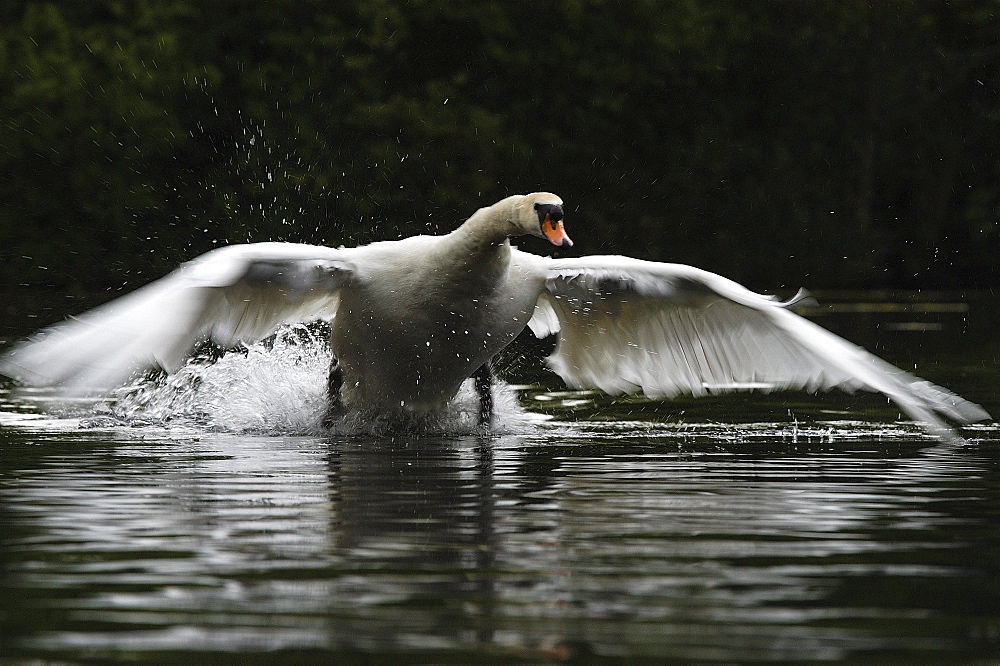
[1,418,999,662]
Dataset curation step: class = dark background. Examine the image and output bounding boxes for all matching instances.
[2,1,998,298]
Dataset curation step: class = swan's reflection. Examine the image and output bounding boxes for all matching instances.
[324,437,506,648]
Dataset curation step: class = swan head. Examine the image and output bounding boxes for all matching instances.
[514,192,573,247]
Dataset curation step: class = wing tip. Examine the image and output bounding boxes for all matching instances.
[775,288,817,308]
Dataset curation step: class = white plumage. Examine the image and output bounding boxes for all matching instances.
[0,193,988,438]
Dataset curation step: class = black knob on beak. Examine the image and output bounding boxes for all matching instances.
[534,202,564,226]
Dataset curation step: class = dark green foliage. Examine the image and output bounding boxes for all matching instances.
[1,1,998,291]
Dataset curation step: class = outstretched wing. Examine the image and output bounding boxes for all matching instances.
[0,242,357,393]
[528,255,989,437]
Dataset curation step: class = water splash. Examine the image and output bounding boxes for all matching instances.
[107,323,533,436]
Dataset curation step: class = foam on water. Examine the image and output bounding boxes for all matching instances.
[105,323,536,437]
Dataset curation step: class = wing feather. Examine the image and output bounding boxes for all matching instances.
[530,256,988,437]
[0,242,355,393]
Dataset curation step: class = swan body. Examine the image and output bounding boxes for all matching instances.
[0,193,989,438]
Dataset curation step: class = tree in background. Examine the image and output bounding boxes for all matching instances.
[1,0,998,293]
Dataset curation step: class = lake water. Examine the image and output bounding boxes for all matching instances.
[2,292,999,662]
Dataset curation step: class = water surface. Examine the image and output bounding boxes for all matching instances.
[1,293,999,662]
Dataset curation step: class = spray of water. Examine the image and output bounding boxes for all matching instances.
[108,323,532,436]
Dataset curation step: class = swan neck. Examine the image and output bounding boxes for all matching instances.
[451,196,518,253]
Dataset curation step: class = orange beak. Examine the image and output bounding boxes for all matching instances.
[542,213,573,247]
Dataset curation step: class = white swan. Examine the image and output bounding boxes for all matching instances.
[0,192,989,438]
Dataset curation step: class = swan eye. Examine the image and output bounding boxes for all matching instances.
[534,202,564,227]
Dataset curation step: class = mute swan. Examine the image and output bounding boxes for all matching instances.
[0,192,989,438]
